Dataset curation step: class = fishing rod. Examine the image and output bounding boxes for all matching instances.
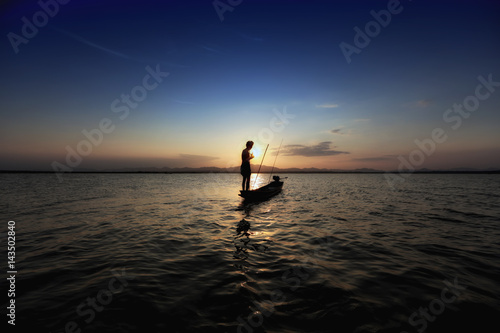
[252,144,269,190]
[268,138,283,183]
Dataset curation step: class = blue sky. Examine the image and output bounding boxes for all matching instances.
[1,0,499,171]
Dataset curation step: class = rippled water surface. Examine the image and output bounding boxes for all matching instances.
[2,173,500,332]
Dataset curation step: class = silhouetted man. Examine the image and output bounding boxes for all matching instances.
[240,141,254,190]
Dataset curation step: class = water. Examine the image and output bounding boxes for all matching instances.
[1,173,500,332]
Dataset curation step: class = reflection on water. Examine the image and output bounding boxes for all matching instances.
[233,217,271,262]
[2,173,500,332]
[249,173,269,190]
[234,218,251,260]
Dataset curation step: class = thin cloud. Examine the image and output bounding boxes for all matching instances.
[171,98,196,105]
[331,128,343,134]
[352,155,396,162]
[315,104,339,109]
[417,99,432,107]
[53,27,135,61]
[179,154,219,161]
[238,32,264,42]
[200,44,228,55]
[282,141,349,157]
[162,62,191,69]
[53,27,190,68]
[404,99,433,108]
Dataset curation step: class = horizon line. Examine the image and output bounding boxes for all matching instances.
[1,168,499,174]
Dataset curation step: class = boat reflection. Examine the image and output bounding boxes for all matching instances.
[233,181,280,261]
[233,218,270,260]
[234,218,251,260]
[237,200,259,216]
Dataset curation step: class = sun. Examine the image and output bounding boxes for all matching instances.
[252,146,262,159]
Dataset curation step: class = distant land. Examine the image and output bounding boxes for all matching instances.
[1,165,499,174]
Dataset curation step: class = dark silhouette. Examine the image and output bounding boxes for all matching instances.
[240,141,254,190]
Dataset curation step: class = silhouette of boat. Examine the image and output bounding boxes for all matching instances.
[239,176,284,201]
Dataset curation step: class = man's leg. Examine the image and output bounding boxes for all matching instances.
[245,175,250,191]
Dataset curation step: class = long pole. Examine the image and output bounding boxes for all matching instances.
[252,144,268,190]
[268,139,283,183]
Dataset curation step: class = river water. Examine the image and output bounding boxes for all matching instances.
[1,173,499,332]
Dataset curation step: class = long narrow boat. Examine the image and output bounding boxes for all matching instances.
[239,176,284,201]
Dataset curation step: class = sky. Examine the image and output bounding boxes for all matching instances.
[1,0,499,171]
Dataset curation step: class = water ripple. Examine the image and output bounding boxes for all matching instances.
[2,173,499,332]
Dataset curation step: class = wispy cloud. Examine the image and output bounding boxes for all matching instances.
[171,98,196,105]
[352,155,396,162]
[179,154,218,161]
[54,27,190,68]
[315,104,339,109]
[331,128,343,135]
[282,141,349,157]
[53,27,134,61]
[416,99,432,107]
[200,44,228,55]
[404,99,433,108]
[162,62,191,69]
[238,32,264,42]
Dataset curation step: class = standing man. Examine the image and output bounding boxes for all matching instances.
[241,141,254,191]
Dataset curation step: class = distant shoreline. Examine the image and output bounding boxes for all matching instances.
[1,170,499,174]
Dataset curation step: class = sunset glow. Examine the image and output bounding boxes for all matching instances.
[1,1,499,172]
